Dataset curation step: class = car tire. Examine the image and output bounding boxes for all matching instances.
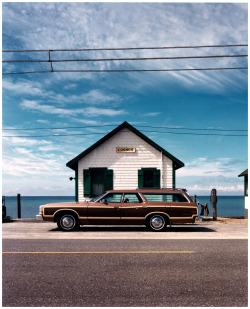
[147,214,167,232]
[57,213,79,231]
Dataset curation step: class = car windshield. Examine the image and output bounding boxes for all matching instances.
[90,193,107,203]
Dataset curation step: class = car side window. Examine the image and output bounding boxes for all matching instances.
[123,194,142,203]
[104,193,123,203]
[142,193,188,202]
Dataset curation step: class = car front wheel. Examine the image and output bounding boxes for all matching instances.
[57,214,79,231]
[147,214,167,231]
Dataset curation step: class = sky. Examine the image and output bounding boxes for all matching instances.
[2,2,248,197]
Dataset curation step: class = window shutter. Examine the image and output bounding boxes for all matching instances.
[138,169,144,188]
[104,169,113,191]
[84,169,91,197]
[154,169,160,188]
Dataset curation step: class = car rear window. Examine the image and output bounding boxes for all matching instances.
[142,193,189,202]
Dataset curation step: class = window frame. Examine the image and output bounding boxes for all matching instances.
[101,192,124,204]
[122,193,143,204]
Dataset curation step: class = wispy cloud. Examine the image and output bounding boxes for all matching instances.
[143,112,161,117]
[3,3,248,92]
[50,89,123,105]
[3,78,123,105]
[186,184,244,193]
[178,157,246,177]
[20,99,128,117]
[2,79,44,96]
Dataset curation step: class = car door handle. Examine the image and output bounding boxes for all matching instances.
[114,206,119,209]
[143,206,148,209]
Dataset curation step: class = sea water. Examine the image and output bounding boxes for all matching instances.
[2,195,245,219]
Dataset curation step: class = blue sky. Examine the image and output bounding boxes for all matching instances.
[2,2,248,196]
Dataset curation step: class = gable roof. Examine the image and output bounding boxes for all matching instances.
[238,169,248,177]
[66,121,185,171]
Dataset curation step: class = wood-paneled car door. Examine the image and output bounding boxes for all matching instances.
[87,193,123,224]
[121,193,147,224]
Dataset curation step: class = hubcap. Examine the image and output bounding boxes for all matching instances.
[61,216,75,229]
[151,216,164,229]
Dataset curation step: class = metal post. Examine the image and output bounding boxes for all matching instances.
[17,193,21,219]
[212,188,217,220]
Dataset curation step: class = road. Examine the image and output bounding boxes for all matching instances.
[2,221,248,307]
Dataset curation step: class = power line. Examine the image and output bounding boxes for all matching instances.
[2,124,248,132]
[2,67,248,75]
[2,44,248,53]
[3,54,248,63]
[2,130,248,138]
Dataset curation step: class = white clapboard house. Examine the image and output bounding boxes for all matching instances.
[66,121,184,202]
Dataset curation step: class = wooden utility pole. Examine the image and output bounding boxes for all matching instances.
[17,193,21,219]
[193,195,197,203]
[212,188,217,220]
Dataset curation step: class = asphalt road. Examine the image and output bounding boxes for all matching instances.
[2,238,248,307]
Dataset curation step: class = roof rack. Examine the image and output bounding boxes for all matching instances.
[136,188,187,192]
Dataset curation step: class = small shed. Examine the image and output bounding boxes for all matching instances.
[238,169,248,218]
[66,121,184,201]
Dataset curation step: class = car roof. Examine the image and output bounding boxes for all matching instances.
[107,188,187,194]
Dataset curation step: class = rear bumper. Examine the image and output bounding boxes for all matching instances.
[36,214,43,221]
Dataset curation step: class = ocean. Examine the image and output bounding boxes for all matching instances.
[2,195,245,219]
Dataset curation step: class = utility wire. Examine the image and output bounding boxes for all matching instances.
[3,54,248,63]
[2,67,248,75]
[2,130,248,138]
[2,44,248,53]
[2,124,248,132]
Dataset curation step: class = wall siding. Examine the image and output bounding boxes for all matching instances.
[78,128,173,201]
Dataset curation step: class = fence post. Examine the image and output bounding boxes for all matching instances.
[17,193,21,219]
[212,188,217,220]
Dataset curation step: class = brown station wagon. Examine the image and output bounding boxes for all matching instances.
[38,188,198,232]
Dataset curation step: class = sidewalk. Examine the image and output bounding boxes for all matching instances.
[2,218,248,240]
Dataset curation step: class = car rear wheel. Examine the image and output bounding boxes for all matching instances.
[147,214,167,232]
[57,214,79,231]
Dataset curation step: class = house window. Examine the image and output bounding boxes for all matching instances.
[84,168,113,197]
[138,168,160,188]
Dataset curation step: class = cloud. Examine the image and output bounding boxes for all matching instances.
[143,112,161,117]
[71,118,99,125]
[2,79,43,96]
[38,145,60,152]
[178,157,246,177]
[84,107,127,116]
[2,3,248,92]
[37,119,50,124]
[3,78,123,107]
[3,134,51,147]
[63,83,77,90]
[50,89,123,105]
[2,155,66,176]
[186,184,244,193]
[20,99,128,117]
[81,89,123,105]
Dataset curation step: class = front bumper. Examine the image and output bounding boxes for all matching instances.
[36,214,43,221]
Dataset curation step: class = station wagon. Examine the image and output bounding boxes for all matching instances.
[38,188,198,231]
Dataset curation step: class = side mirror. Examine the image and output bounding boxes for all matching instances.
[100,199,108,204]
